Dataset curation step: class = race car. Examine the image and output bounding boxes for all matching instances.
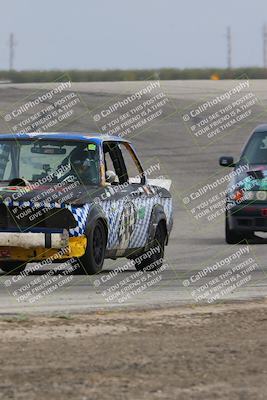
[0,133,173,274]
[219,124,267,243]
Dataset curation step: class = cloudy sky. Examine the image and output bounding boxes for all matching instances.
[0,0,267,70]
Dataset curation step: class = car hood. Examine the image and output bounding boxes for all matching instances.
[0,184,104,208]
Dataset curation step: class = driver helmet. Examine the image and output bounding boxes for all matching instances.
[70,149,92,176]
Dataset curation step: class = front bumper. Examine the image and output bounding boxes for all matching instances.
[0,234,87,261]
[0,231,69,249]
[229,203,267,232]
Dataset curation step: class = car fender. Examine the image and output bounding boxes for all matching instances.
[84,204,108,236]
[147,204,168,245]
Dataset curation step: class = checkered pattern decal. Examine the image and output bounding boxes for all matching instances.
[69,204,91,237]
[2,198,93,239]
[4,199,67,209]
[99,195,172,250]
[100,199,125,249]
[129,195,173,248]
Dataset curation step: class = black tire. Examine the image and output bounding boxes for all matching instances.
[134,223,165,271]
[77,220,107,275]
[0,261,26,275]
[225,214,245,244]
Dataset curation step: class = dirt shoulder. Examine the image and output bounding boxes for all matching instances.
[1,300,267,400]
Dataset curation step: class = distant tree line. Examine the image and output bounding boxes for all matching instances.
[1,68,267,82]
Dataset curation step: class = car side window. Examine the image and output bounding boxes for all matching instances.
[119,143,143,184]
[103,142,123,184]
[104,149,115,173]
[0,144,12,180]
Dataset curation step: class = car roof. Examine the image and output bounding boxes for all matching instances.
[253,124,267,133]
[0,132,130,144]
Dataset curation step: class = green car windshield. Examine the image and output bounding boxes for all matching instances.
[242,132,267,164]
[0,140,100,185]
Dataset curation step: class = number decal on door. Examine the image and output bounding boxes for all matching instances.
[118,201,137,248]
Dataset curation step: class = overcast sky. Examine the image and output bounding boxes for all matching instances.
[1,0,267,70]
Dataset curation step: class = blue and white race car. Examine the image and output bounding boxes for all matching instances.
[0,133,173,274]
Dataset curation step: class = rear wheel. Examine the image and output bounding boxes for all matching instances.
[0,261,26,275]
[134,223,166,271]
[77,220,107,275]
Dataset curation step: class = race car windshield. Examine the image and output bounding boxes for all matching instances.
[241,132,267,164]
[0,140,100,185]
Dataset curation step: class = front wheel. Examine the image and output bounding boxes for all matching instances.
[0,261,26,275]
[134,223,166,271]
[78,220,107,275]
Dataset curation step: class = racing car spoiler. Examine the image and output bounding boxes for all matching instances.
[147,179,172,191]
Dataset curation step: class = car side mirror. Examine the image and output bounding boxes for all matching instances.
[219,156,235,167]
[105,170,117,184]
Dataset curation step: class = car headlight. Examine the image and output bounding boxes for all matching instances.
[255,191,267,201]
[241,190,267,201]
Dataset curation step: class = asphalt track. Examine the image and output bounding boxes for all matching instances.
[0,80,266,314]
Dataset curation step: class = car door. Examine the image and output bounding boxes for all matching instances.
[115,141,156,251]
[101,140,154,253]
[100,141,129,252]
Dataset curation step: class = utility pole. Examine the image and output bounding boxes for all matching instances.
[9,33,16,71]
[263,24,267,68]
[227,26,232,69]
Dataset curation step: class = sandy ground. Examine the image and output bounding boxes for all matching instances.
[0,300,267,400]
